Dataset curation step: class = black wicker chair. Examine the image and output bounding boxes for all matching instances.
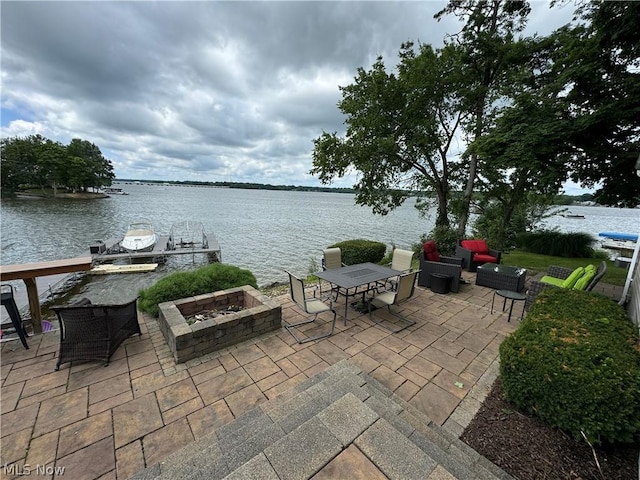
[524,261,607,311]
[455,239,502,272]
[418,250,464,293]
[51,297,141,370]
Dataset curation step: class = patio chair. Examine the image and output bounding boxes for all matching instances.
[320,247,347,300]
[284,271,337,344]
[1,284,29,349]
[524,261,607,311]
[455,239,502,272]
[51,297,141,370]
[380,248,414,291]
[418,241,464,293]
[367,270,419,333]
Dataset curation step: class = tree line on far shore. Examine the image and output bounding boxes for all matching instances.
[1,135,115,197]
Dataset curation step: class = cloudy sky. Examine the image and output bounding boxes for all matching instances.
[1,1,577,189]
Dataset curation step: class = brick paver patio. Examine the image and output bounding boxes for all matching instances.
[1,274,621,479]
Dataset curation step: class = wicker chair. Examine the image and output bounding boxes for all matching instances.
[524,261,607,311]
[417,242,464,293]
[51,297,141,370]
[455,239,502,272]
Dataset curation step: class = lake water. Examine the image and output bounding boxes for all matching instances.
[1,184,638,305]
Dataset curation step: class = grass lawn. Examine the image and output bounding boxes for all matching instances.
[502,249,629,286]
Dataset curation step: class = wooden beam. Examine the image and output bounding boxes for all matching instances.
[0,257,92,333]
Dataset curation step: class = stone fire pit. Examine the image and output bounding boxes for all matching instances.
[158,285,282,363]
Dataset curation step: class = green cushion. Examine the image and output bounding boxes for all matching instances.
[560,267,585,289]
[574,266,597,291]
[541,275,565,287]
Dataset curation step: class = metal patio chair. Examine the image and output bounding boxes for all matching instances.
[367,270,419,333]
[320,247,347,300]
[284,271,337,344]
[380,248,414,292]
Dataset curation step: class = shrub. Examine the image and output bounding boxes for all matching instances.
[499,288,640,444]
[419,225,459,257]
[515,230,596,258]
[328,239,386,265]
[138,263,257,317]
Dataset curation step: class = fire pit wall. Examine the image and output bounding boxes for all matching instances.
[158,285,282,363]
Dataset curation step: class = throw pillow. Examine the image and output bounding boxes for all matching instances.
[560,267,585,289]
[461,239,489,254]
[423,241,440,262]
[574,265,597,291]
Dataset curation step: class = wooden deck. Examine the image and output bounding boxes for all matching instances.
[0,257,93,333]
[90,235,222,262]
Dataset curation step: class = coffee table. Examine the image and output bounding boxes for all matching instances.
[316,263,401,323]
[475,264,527,292]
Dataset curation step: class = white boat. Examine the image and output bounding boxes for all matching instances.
[102,187,129,195]
[120,221,157,253]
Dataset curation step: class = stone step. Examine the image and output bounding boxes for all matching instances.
[130,359,511,480]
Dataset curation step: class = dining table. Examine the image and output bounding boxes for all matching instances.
[315,262,401,323]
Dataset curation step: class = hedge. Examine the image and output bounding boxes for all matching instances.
[328,239,387,265]
[499,288,640,444]
[138,263,257,317]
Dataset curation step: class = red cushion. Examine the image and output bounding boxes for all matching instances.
[473,253,497,263]
[422,241,440,262]
[461,239,489,254]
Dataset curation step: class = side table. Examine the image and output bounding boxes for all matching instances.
[491,289,526,322]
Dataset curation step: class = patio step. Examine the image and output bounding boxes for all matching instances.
[130,360,512,480]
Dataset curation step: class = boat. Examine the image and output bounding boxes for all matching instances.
[561,213,585,219]
[598,232,638,257]
[120,221,157,253]
[102,187,129,195]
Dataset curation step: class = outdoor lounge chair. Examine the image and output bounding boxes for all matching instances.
[524,261,607,311]
[455,239,502,272]
[418,241,464,293]
[367,270,419,333]
[51,297,141,370]
[284,271,337,344]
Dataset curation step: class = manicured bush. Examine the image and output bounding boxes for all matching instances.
[329,239,386,265]
[138,263,257,317]
[420,225,459,257]
[515,230,596,258]
[499,288,640,444]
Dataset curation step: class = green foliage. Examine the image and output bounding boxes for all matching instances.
[1,135,114,196]
[516,230,596,258]
[499,288,640,444]
[472,201,530,252]
[328,239,386,265]
[138,263,257,317]
[420,225,459,257]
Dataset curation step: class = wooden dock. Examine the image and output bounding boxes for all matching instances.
[89,235,221,263]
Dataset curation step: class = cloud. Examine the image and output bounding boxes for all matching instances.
[1,1,575,187]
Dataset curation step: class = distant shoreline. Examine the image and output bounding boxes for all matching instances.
[15,192,108,200]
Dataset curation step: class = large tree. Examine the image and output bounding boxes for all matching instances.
[0,135,115,196]
[551,1,640,207]
[434,0,533,237]
[311,42,466,228]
